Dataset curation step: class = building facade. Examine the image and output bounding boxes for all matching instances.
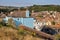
[3,9,34,28]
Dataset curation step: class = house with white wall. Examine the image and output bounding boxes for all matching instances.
[34,19,52,31]
[3,9,34,28]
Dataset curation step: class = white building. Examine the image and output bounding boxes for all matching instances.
[34,20,52,31]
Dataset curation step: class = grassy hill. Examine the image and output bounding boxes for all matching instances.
[0,19,44,40]
[28,5,60,12]
[0,26,45,40]
[0,6,19,13]
[0,5,60,13]
[0,18,60,40]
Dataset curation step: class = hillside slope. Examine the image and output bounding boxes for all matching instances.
[0,27,44,40]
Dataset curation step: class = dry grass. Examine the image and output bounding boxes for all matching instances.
[0,27,44,40]
[0,18,3,22]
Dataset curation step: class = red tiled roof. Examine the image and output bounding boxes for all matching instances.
[8,11,26,17]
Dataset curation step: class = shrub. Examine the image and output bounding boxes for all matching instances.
[38,15,43,18]
[51,21,55,25]
[55,34,60,40]
[0,20,7,27]
[29,32,36,37]
[18,29,26,36]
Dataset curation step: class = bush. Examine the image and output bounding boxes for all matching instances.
[31,32,36,37]
[38,15,43,18]
[18,29,26,36]
[0,21,7,26]
[51,21,55,25]
[0,24,2,28]
[55,34,60,40]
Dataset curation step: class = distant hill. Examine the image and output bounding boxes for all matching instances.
[0,5,60,13]
[28,5,60,12]
[0,6,20,13]
[0,6,19,9]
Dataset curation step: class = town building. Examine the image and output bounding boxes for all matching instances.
[3,9,34,28]
[2,10,60,35]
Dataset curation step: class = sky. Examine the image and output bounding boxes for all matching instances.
[0,0,60,7]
